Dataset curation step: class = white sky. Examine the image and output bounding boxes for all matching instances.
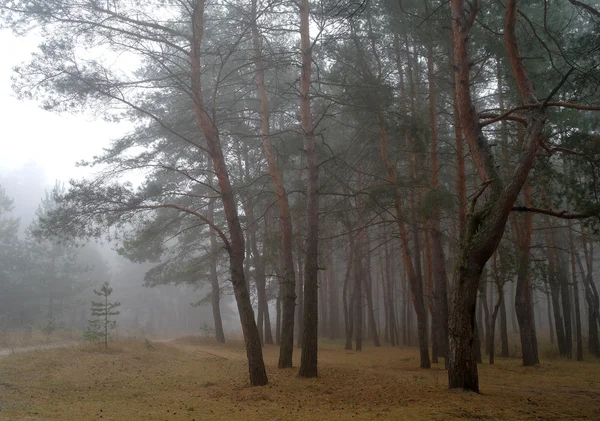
[0,30,128,185]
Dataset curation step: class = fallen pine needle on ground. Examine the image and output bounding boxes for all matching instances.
[0,338,598,420]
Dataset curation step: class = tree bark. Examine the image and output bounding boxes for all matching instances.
[579,227,600,357]
[343,234,355,350]
[481,280,491,356]
[377,73,430,367]
[250,0,295,364]
[353,232,364,351]
[427,38,449,365]
[448,0,545,391]
[363,238,381,347]
[328,247,339,340]
[514,179,539,366]
[298,0,319,378]
[566,183,583,361]
[295,214,304,348]
[191,0,266,386]
[208,199,226,343]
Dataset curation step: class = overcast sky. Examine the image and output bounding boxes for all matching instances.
[0,29,128,185]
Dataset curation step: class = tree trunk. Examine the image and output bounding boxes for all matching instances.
[448,0,546,391]
[353,237,364,352]
[298,0,319,378]
[581,228,600,357]
[250,0,295,365]
[376,101,430,367]
[343,235,355,350]
[427,38,449,365]
[567,191,583,361]
[295,215,304,349]
[546,225,567,356]
[363,245,381,347]
[328,249,339,340]
[499,290,509,357]
[208,199,226,343]
[191,0,266,386]
[514,180,539,366]
[319,269,328,339]
[481,281,491,356]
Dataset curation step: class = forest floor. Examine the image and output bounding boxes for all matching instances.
[0,337,598,421]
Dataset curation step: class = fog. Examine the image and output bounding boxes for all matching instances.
[0,0,599,418]
[0,163,237,339]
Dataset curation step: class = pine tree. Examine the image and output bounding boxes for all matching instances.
[84,282,121,350]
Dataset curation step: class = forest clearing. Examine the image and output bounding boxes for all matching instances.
[0,338,598,421]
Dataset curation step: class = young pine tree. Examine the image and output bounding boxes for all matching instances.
[84,281,120,350]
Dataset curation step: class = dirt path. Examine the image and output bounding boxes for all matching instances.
[0,341,78,357]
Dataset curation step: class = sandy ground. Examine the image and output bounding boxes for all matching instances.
[0,338,598,420]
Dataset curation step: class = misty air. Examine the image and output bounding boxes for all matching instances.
[0,0,599,420]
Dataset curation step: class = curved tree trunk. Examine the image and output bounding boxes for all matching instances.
[190,0,266,386]
[448,0,545,391]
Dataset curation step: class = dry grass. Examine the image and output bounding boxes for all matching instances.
[0,338,598,420]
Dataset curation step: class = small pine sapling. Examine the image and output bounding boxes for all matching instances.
[84,281,121,349]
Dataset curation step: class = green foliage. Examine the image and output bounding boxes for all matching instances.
[421,188,455,219]
[84,281,120,349]
[199,323,216,340]
[144,338,156,351]
[42,317,57,335]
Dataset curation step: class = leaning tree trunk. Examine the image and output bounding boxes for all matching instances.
[191,0,266,386]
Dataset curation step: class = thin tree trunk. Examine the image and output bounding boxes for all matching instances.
[343,235,355,350]
[380,49,430,367]
[546,224,567,356]
[567,186,583,361]
[481,280,491,356]
[353,235,364,352]
[208,199,226,343]
[250,0,294,361]
[328,248,339,340]
[295,214,304,348]
[298,0,319,377]
[363,246,381,347]
[499,289,509,357]
[546,281,555,345]
[514,179,539,365]
[583,230,600,356]
[578,228,600,356]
